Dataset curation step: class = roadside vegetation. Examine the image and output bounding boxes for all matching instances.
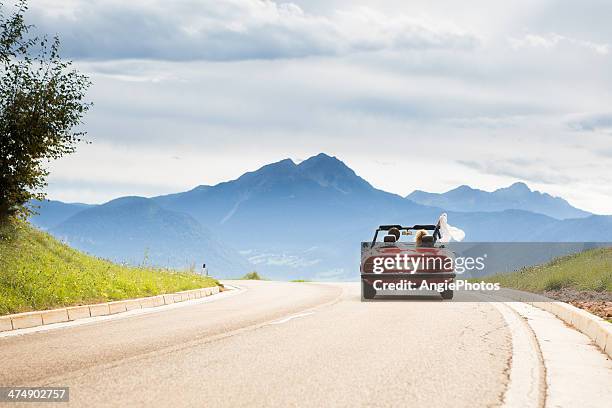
[0,3,219,317]
[0,220,219,315]
[240,271,263,280]
[481,247,612,292]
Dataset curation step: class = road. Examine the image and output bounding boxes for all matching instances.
[1,281,611,407]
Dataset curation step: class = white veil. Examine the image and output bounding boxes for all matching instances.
[437,213,465,242]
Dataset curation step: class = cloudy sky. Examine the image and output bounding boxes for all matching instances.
[27,0,612,213]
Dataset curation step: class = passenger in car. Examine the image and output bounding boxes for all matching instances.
[415,229,428,247]
[383,227,401,243]
[388,227,400,241]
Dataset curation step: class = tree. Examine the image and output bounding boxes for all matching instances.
[0,0,91,219]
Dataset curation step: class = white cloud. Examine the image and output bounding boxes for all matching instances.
[31,0,478,61]
[22,0,612,215]
[567,113,612,134]
[509,33,609,55]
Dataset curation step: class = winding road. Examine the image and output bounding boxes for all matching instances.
[1,281,610,407]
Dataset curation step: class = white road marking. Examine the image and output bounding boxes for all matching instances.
[270,312,315,325]
[489,300,546,408]
[0,284,245,339]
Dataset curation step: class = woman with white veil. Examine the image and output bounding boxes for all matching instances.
[437,213,465,242]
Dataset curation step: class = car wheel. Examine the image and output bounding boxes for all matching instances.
[441,289,454,300]
[362,280,376,299]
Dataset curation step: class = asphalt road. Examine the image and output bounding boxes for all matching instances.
[1,281,610,407]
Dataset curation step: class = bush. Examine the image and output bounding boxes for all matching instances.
[241,271,263,280]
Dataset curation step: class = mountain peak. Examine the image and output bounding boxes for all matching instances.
[407,181,590,219]
[264,158,297,170]
[297,153,372,193]
[447,185,476,194]
[503,182,531,193]
[235,158,297,185]
[298,153,345,168]
[104,196,152,208]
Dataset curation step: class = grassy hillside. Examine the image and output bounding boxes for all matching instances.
[0,219,219,315]
[482,247,612,292]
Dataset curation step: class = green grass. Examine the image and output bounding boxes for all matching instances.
[290,279,310,282]
[0,219,219,315]
[240,271,263,280]
[481,247,612,292]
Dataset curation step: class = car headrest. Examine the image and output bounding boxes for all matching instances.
[384,235,397,243]
[421,235,434,247]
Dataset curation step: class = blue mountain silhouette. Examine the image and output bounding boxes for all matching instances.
[32,153,611,279]
[50,196,250,275]
[407,182,590,219]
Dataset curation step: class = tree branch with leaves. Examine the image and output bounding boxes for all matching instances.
[0,0,91,219]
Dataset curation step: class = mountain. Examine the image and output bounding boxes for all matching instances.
[50,196,250,276]
[531,214,612,241]
[29,199,94,230]
[153,153,429,247]
[33,153,610,281]
[406,182,591,220]
[152,153,440,279]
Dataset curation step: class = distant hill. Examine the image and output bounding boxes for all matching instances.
[33,153,610,281]
[406,182,591,220]
[531,214,612,241]
[50,196,250,276]
[28,199,94,230]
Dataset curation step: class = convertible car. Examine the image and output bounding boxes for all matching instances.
[360,224,456,300]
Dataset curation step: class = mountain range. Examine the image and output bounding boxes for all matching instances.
[50,196,250,274]
[30,153,611,280]
[407,183,591,219]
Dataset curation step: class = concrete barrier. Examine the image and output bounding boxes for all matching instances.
[0,286,223,333]
[139,297,157,309]
[89,303,110,317]
[41,309,69,325]
[0,316,13,332]
[67,306,90,321]
[124,299,142,311]
[500,288,612,358]
[11,312,43,330]
[108,301,127,315]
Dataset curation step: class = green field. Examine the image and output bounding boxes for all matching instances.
[0,219,219,315]
[482,247,612,292]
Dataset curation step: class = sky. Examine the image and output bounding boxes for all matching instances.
[24,0,612,213]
